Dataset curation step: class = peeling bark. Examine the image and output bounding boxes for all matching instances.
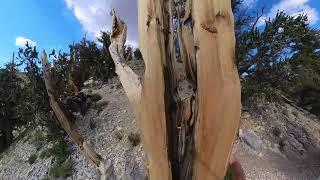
[41,51,112,180]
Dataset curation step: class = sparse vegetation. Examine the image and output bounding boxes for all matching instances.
[0,1,318,179]
[279,139,286,151]
[89,120,96,130]
[41,177,50,180]
[40,140,72,178]
[224,165,233,180]
[49,158,73,178]
[115,130,124,141]
[91,93,102,102]
[272,127,282,137]
[133,48,143,60]
[94,100,109,113]
[28,154,38,164]
[40,141,69,160]
[0,30,116,152]
[292,111,299,117]
[128,132,141,147]
[33,130,45,142]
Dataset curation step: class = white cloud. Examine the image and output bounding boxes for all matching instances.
[243,0,257,8]
[64,0,138,46]
[15,36,37,47]
[262,0,319,26]
[256,15,268,27]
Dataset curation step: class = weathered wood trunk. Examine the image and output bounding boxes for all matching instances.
[41,52,113,180]
[192,1,241,179]
[110,0,240,179]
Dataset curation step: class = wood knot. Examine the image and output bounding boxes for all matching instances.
[146,15,152,27]
[200,22,217,34]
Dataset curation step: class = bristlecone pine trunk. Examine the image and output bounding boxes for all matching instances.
[109,0,241,179]
[41,52,114,180]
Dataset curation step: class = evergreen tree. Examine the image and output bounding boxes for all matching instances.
[134,48,143,60]
[233,1,320,114]
[0,60,32,151]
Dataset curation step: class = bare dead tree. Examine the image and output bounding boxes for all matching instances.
[41,51,114,180]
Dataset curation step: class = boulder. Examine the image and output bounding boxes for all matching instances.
[240,129,262,150]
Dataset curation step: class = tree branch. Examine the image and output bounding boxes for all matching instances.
[109,9,141,111]
[41,51,113,180]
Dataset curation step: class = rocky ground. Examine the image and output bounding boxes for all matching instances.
[0,134,54,180]
[70,78,147,180]
[0,61,319,179]
[0,77,148,180]
[234,102,320,180]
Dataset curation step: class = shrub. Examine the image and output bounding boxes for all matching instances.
[133,48,143,60]
[33,130,45,142]
[89,120,96,130]
[28,154,38,164]
[40,141,68,161]
[40,148,51,159]
[91,93,102,102]
[224,165,233,180]
[49,158,73,178]
[241,78,282,108]
[128,132,141,146]
[272,127,281,137]
[41,140,72,178]
[292,111,299,117]
[115,130,123,141]
[241,79,265,106]
[94,101,109,113]
[279,139,285,151]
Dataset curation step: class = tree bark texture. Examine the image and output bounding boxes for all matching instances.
[192,1,241,179]
[110,0,240,179]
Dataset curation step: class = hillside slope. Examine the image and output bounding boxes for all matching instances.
[0,77,319,179]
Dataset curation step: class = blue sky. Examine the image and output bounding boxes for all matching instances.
[0,0,319,67]
[0,0,84,66]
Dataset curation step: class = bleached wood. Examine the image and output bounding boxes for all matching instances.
[109,0,240,179]
[41,51,112,180]
[192,1,241,179]
[137,1,172,179]
[109,9,141,112]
